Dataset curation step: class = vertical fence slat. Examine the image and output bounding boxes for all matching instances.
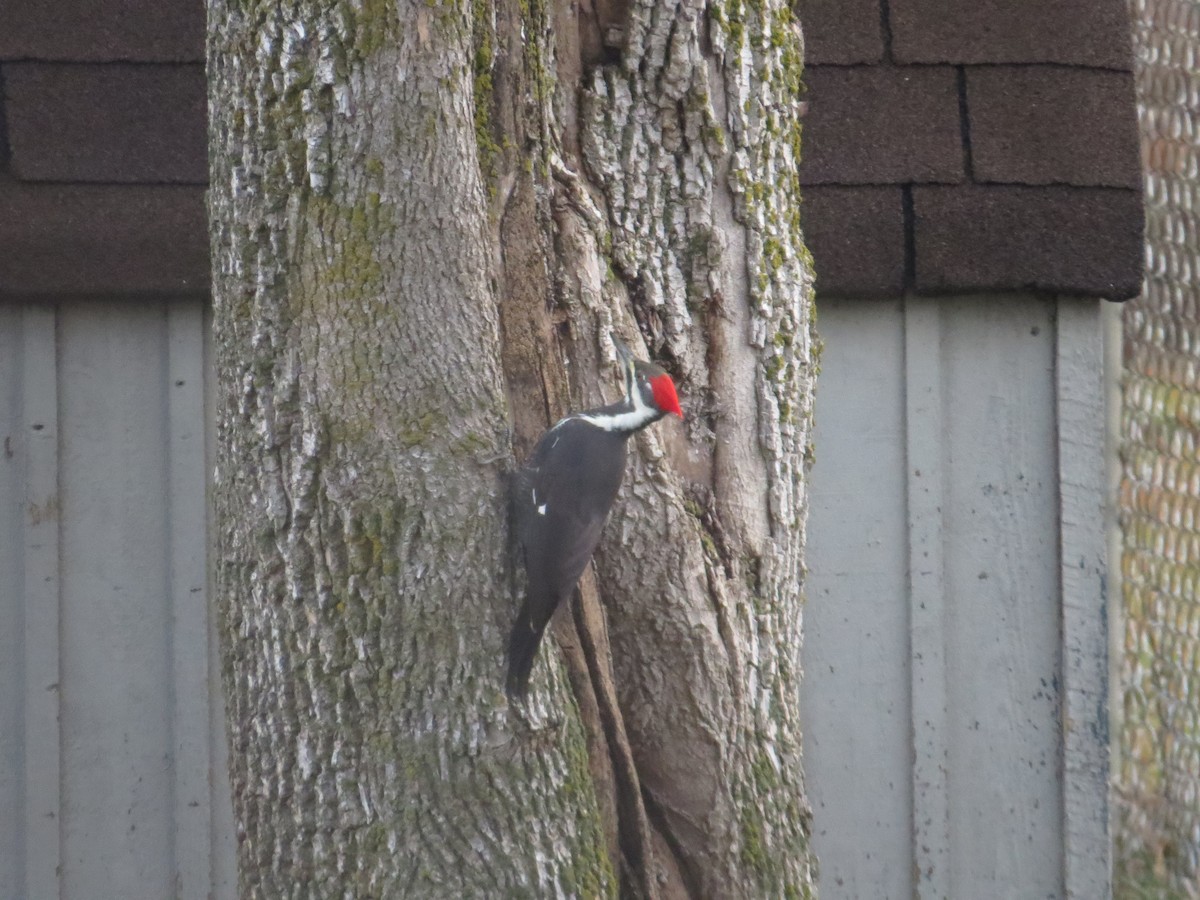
[22,304,61,899]
[168,301,215,899]
[802,298,911,897]
[58,301,174,897]
[1057,299,1110,899]
[905,298,951,899]
[201,303,238,899]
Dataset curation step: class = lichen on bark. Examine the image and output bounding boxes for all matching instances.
[210,0,817,891]
[573,0,819,893]
[468,0,819,891]
[209,0,614,894]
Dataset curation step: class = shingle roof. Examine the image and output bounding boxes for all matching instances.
[0,0,207,297]
[797,0,1145,300]
[0,0,1145,301]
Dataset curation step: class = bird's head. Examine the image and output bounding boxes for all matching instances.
[612,334,684,421]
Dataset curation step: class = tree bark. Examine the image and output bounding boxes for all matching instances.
[208,0,817,894]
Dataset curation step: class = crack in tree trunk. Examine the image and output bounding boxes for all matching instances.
[495,168,677,894]
[573,572,666,899]
[490,0,817,880]
[209,0,816,891]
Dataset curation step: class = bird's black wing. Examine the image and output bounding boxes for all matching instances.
[506,419,626,696]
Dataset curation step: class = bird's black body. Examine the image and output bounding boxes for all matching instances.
[506,338,682,697]
[506,416,629,696]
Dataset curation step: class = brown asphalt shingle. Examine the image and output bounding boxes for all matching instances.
[0,180,209,295]
[889,0,1135,69]
[966,66,1142,188]
[913,185,1144,300]
[800,67,965,185]
[5,63,207,183]
[794,0,885,65]
[0,0,1147,301]
[0,0,204,62]
[803,186,908,296]
[796,0,1143,298]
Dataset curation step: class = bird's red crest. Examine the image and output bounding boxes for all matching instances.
[651,373,684,419]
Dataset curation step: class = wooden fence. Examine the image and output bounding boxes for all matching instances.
[0,299,234,900]
[1,294,1111,897]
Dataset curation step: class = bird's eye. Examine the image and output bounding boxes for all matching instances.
[637,374,647,385]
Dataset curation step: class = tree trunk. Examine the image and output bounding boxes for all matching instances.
[207,0,817,895]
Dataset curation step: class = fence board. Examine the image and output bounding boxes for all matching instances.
[168,301,216,899]
[905,298,951,900]
[203,304,239,900]
[0,299,231,899]
[941,296,1064,897]
[0,304,24,900]
[807,295,1101,899]
[22,305,63,900]
[802,298,913,898]
[1057,300,1110,899]
[59,301,175,898]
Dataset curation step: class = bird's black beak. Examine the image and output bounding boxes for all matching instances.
[611,332,634,366]
[611,333,638,399]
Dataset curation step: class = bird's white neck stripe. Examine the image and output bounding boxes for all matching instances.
[574,386,657,432]
[575,407,655,432]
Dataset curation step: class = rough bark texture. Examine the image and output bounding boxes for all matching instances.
[208,0,816,894]
[207,1,612,895]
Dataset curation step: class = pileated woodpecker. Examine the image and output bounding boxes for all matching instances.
[506,334,684,697]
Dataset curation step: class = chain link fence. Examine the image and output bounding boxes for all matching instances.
[1118,1,1200,894]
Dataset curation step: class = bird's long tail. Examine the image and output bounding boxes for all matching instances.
[506,607,547,698]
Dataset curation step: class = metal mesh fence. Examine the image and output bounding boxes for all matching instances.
[1118,1,1200,893]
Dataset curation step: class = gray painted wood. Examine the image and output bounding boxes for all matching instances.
[802,298,913,899]
[1056,299,1110,899]
[1,292,1111,897]
[941,296,1064,898]
[806,295,1107,899]
[905,298,952,900]
[0,299,234,900]
[0,303,64,900]
[204,302,239,900]
[1102,299,1124,875]
[168,301,217,900]
[21,305,62,900]
[59,302,176,897]
[0,304,22,900]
